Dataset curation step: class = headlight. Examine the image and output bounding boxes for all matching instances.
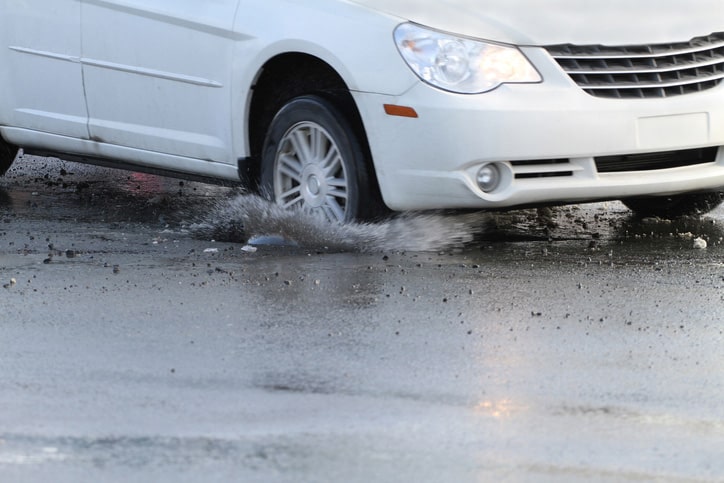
[394,23,542,94]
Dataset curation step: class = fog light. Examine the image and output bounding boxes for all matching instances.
[476,164,501,193]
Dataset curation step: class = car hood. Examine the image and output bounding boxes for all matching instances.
[350,0,723,45]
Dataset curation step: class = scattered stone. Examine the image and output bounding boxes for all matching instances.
[203,248,219,254]
[693,237,708,249]
[642,217,671,225]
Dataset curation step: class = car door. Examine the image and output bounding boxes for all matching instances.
[80,0,241,164]
[0,0,88,138]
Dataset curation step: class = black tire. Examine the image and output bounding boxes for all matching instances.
[260,95,379,223]
[622,192,724,218]
[0,137,18,176]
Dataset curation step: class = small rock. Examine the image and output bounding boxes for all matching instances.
[693,237,708,249]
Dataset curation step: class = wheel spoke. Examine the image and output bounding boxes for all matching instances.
[280,185,302,205]
[303,204,317,217]
[323,196,346,222]
[327,188,349,200]
[327,174,349,201]
[278,153,303,182]
[327,177,348,188]
[321,147,342,175]
[290,128,313,164]
[311,127,327,161]
[282,195,304,210]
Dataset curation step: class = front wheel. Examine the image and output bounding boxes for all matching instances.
[622,192,724,218]
[260,95,379,223]
[0,137,18,176]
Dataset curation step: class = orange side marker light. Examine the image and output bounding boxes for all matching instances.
[384,104,419,118]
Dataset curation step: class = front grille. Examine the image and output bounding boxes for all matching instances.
[547,33,724,99]
[596,147,719,173]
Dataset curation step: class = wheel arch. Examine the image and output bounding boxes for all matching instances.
[244,52,380,197]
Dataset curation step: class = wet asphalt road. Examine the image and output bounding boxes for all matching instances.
[2,155,724,482]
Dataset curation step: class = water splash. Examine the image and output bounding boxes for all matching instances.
[191,194,490,252]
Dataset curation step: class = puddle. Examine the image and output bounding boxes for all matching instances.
[187,193,724,254]
[4,156,724,253]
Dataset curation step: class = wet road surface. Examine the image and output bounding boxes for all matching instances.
[2,155,724,482]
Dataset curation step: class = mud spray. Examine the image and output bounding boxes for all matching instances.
[190,193,490,252]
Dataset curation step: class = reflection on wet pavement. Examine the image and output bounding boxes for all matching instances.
[3,156,724,483]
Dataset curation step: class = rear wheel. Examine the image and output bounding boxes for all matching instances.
[260,95,378,223]
[0,137,18,176]
[622,192,724,218]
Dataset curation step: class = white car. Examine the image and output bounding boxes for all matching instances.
[1,1,723,222]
